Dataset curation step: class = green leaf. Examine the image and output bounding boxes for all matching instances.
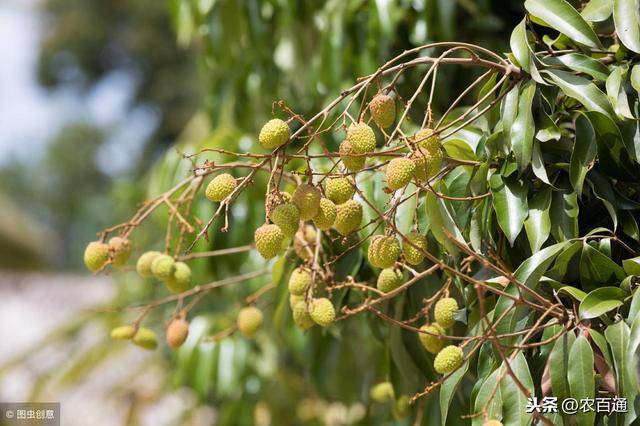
[558,285,587,301]
[440,361,468,426]
[580,242,627,290]
[606,320,639,424]
[543,53,610,81]
[515,241,570,288]
[510,19,532,73]
[525,0,602,48]
[631,64,640,94]
[570,114,597,196]
[473,368,502,426]
[550,187,579,241]
[606,66,634,119]
[549,332,576,402]
[629,288,640,323]
[531,140,551,185]
[613,0,640,53]
[500,84,520,150]
[579,286,627,318]
[568,335,595,426]
[582,0,614,22]
[544,69,615,119]
[500,353,534,425]
[511,80,537,172]
[623,256,640,275]
[425,190,468,254]
[524,187,552,252]
[490,173,529,246]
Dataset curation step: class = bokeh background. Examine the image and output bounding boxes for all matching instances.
[0,1,523,424]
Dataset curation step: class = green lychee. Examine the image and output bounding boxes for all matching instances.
[254,224,285,259]
[312,198,336,230]
[259,119,290,149]
[325,176,356,204]
[369,94,396,129]
[84,241,109,272]
[205,173,237,202]
[333,200,363,236]
[237,306,263,338]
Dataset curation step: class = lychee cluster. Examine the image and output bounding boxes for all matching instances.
[136,251,192,294]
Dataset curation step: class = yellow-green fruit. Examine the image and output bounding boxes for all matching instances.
[433,345,464,374]
[377,268,403,293]
[339,140,365,171]
[254,224,285,259]
[84,241,109,272]
[347,122,376,153]
[289,293,304,309]
[414,128,440,151]
[108,237,131,266]
[205,173,237,202]
[334,200,363,235]
[132,327,158,350]
[292,301,315,330]
[166,317,189,349]
[411,149,444,181]
[237,306,263,338]
[151,254,176,281]
[288,267,312,296]
[386,158,416,190]
[312,198,336,230]
[270,203,300,237]
[325,176,356,204]
[293,225,317,260]
[165,261,191,293]
[292,184,322,220]
[136,251,161,278]
[259,118,290,149]
[309,298,336,327]
[434,297,458,328]
[369,94,396,129]
[393,395,410,420]
[110,325,136,340]
[484,421,503,426]
[370,382,395,402]
[403,232,427,265]
[368,235,400,268]
[418,323,446,354]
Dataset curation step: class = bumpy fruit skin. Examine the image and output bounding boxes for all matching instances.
[347,122,376,153]
[288,267,312,296]
[289,293,304,308]
[434,297,458,328]
[293,225,317,260]
[151,254,176,281]
[292,184,322,220]
[411,149,444,182]
[369,94,396,129]
[84,241,109,272]
[386,158,416,190]
[108,237,131,266]
[237,306,263,338]
[165,261,191,293]
[270,203,300,237]
[414,128,440,151]
[110,325,136,340]
[325,176,356,204]
[292,301,315,330]
[309,298,336,327]
[418,323,446,354]
[205,173,237,202]
[434,345,464,374]
[403,232,427,265]
[370,382,395,402]
[368,235,400,268]
[484,421,503,426]
[259,118,290,149]
[334,200,363,235]
[132,327,158,350]
[136,251,161,278]
[312,198,337,230]
[166,318,189,349]
[377,268,403,293]
[339,140,365,171]
[254,224,285,259]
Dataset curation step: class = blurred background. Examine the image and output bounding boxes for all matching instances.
[0,0,523,424]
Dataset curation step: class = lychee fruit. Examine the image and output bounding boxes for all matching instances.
[370,382,395,402]
[293,225,317,260]
[347,121,376,153]
[368,235,400,268]
[136,251,161,278]
[386,157,415,190]
[339,140,365,171]
[414,128,440,152]
[403,232,427,265]
[309,298,336,327]
[205,173,237,202]
[334,200,363,236]
[237,306,263,338]
[434,297,458,329]
[132,327,158,350]
[288,267,312,296]
[108,236,131,266]
[411,149,443,182]
[259,118,290,149]
[325,176,356,204]
[312,198,336,230]
[110,325,136,340]
[254,224,285,259]
[166,317,189,349]
[270,202,300,237]
[292,301,315,330]
[377,268,404,293]
[292,184,322,220]
[418,323,446,354]
[165,261,191,293]
[84,241,109,272]
[369,94,396,129]
[433,345,464,374]
[151,254,176,281]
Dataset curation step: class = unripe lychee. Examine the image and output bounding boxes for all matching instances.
[254,224,285,259]
[418,323,446,354]
[414,128,440,152]
[434,297,458,328]
[237,306,263,338]
[288,267,312,296]
[293,225,317,260]
[151,254,176,281]
[339,140,365,171]
[325,176,356,204]
[347,122,376,153]
[165,261,191,293]
[84,241,109,272]
[393,395,410,420]
[259,118,290,149]
[270,203,300,237]
[132,327,158,350]
[110,325,136,340]
[370,382,395,402]
[292,301,315,330]
[136,251,161,278]
[403,232,427,265]
[334,200,363,236]
[368,235,400,268]
[108,236,131,267]
[312,198,336,230]
[166,317,189,349]
[205,173,237,202]
[411,149,444,182]
[433,345,464,374]
[377,268,404,293]
[386,158,415,190]
[309,298,335,327]
[292,184,322,220]
[289,293,304,308]
[369,94,396,129]
[484,421,503,426]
